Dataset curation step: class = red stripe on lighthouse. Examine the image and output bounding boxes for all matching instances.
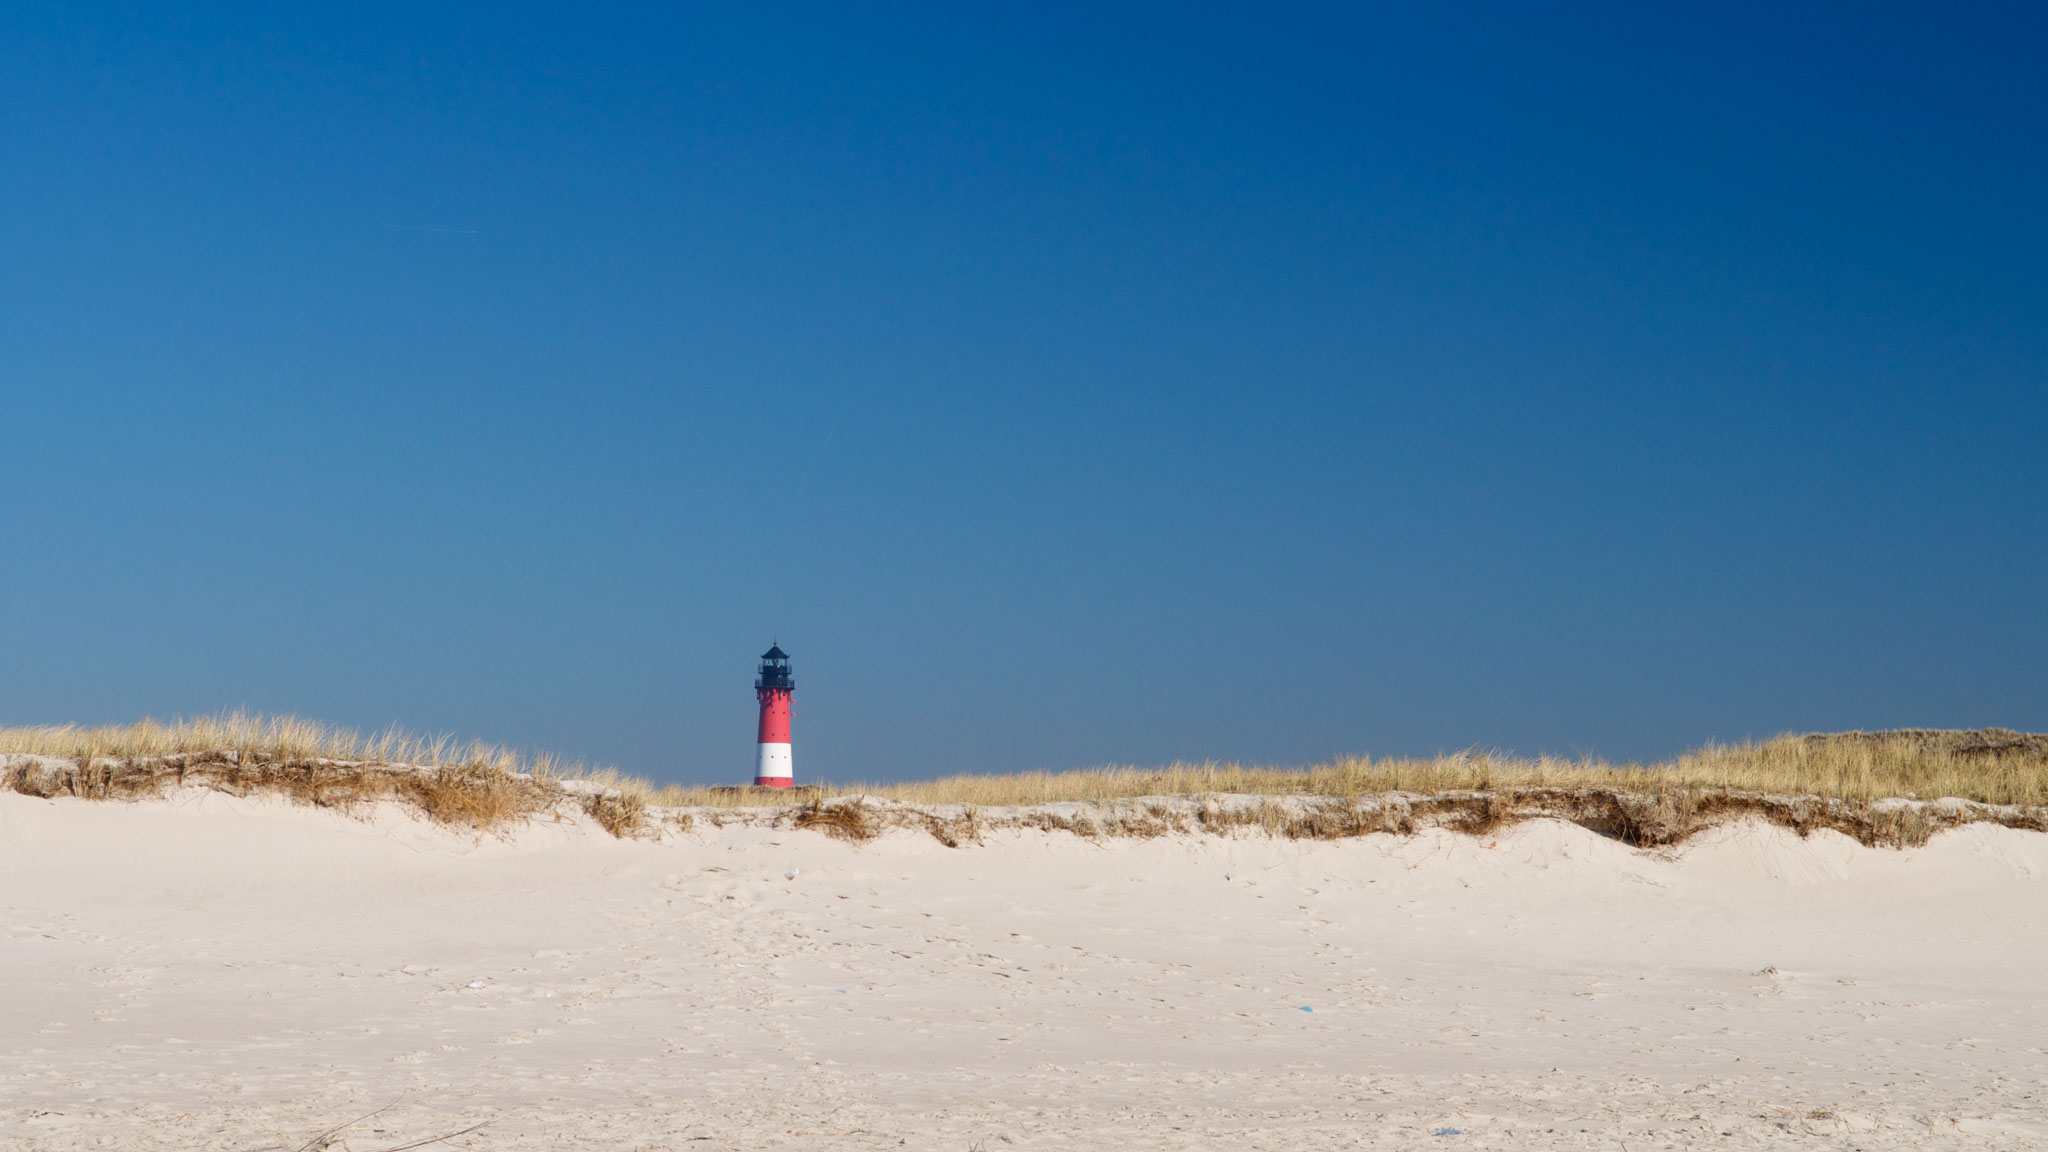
[756,690,792,743]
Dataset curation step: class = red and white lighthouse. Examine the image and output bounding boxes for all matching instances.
[753,643,795,788]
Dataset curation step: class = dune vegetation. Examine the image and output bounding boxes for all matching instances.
[651,728,2048,809]
[3,713,2044,848]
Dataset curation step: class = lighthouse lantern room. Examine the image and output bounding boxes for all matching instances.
[754,643,795,787]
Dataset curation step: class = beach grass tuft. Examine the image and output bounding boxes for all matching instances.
[792,797,882,843]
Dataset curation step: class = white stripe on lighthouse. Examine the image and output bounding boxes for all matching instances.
[755,741,793,784]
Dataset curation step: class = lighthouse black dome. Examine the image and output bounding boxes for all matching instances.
[756,642,794,692]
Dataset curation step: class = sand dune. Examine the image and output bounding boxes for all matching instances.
[3,789,2045,1150]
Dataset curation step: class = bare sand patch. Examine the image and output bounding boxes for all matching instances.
[3,790,2044,1150]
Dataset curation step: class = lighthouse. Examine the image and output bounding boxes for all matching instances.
[754,643,795,788]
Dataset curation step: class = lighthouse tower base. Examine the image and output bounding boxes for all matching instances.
[754,742,793,788]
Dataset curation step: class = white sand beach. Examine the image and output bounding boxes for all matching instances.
[3,790,2045,1150]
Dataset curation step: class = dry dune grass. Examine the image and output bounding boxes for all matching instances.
[792,796,882,842]
[4,753,559,835]
[627,727,2048,850]
[745,783,2046,851]
[0,713,582,835]
[0,712,598,778]
[580,790,653,838]
[647,728,2048,809]
[3,715,2044,848]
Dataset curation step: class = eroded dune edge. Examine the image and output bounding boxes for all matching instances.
[5,748,2044,850]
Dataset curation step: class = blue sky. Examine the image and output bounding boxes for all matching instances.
[4,3,2043,783]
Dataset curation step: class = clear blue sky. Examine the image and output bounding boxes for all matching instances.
[5,3,2043,783]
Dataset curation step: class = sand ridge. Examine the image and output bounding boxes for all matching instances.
[2,789,2045,1150]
